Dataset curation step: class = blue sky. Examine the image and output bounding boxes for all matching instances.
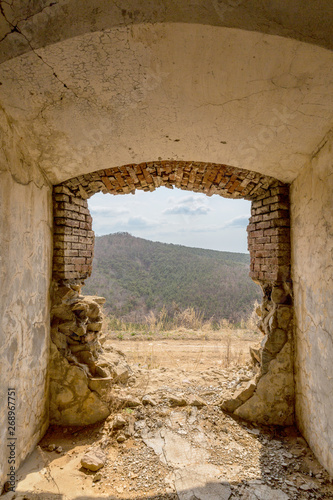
[88,187,251,253]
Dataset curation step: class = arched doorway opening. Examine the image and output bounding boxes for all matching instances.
[50,160,293,427]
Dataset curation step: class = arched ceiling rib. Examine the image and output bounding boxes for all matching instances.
[1,0,333,64]
[0,16,332,185]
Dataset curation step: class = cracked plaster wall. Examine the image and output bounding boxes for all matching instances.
[0,108,53,487]
[0,24,333,185]
[291,131,333,475]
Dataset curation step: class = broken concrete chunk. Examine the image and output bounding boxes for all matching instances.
[220,380,256,413]
[112,414,127,430]
[174,469,232,500]
[111,364,131,384]
[243,484,289,499]
[87,321,103,332]
[81,447,106,471]
[168,394,187,407]
[142,394,158,406]
[187,395,207,407]
[121,395,141,407]
[116,433,126,443]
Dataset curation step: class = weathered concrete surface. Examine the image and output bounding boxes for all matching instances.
[0,24,333,185]
[142,427,232,499]
[49,341,110,426]
[0,107,52,487]
[49,283,110,426]
[291,130,333,475]
[1,0,333,63]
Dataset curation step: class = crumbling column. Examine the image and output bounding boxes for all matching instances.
[50,186,111,425]
[221,184,294,426]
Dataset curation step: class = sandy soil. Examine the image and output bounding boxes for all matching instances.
[3,336,333,500]
[112,335,256,371]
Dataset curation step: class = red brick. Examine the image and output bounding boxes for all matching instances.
[63,264,75,272]
[54,218,80,228]
[270,201,289,212]
[54,194,70,202]
[251,229,264,238]
[254,205,270,215]
[80,250,93,257]
[54,185,73,196]
[255,236,271,244]
[262,210,289,222]
[80,222,92,230]
[54,226,73,235]
[256,221,272,230]
[63,235,79,243]
[264,227,289,237]
[255,250,271,258]
[72,257,86,265]
[56,202,80,212]
[72,228,88,236]
[251,243,264,251]
[271,218,290,228]
[262,195,279,206]
[270,186,289,197]
[79,206,90,215]
[270,234,290,244]
[71,243,87,250]
[250,214,263,223]
[252,199,263,209]
[247,223,256,233]
[71,197,86,207]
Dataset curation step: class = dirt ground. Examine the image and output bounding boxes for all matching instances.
[112,333,255,370]
[3,335,333,500]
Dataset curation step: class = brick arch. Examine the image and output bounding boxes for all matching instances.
[51,161,294,427]
[53,160,291,284]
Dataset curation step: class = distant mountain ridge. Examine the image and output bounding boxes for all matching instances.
[84,232,261,323]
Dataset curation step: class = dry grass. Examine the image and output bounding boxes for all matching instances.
[105,302,260,342]
[109,331,258,372]
[101,302,261,371]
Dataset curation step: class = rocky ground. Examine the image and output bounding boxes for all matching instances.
[3,337,333,500]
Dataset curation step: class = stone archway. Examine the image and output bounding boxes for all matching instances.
[50,160,294,427]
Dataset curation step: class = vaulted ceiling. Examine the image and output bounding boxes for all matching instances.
[1,1,332,184]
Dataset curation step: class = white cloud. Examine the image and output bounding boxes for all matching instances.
[163,194,211,216]
[89,188,251,252]
[223,215,249,228]
[164,205,210,215]
[181,214,250,233]
[125,216,158,229]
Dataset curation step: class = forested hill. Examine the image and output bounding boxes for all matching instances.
[84,233,261,323]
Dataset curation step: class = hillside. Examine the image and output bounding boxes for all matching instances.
[84,233,261,324]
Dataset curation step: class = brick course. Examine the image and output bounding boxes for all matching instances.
[247,184,291,282]
[53,188,94,280]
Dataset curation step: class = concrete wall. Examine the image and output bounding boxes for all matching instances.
[0,109,53,487]
[291,131,333,475]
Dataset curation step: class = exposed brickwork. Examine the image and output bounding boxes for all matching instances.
[248,185,291,282]
[53,185,94,280]
[53,161,290,282]
[60,161,281,200]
